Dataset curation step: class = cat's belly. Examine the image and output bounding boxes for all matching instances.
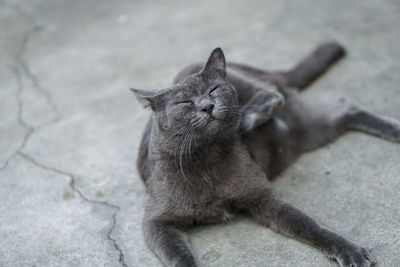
[193,202,235,224]
[195,210,235,224]
[245,117,291,177]
[168,198,235,225]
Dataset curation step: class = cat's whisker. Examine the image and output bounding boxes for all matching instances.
[172,127,189,165]
[165,126,189,143]
[187,132,193,161]
[183,127,191,161]
[190,117,204,127]
[179,126,194,185]
[219,106,240,111]
[188,127,198,159]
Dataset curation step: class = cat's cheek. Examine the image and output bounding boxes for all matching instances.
[211,108,225,122]
[155,112,169,131]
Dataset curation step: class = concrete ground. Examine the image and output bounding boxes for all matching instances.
[1,0,399,266]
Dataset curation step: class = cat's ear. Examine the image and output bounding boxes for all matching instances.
[129,88,167,111]
[202,47,226,77]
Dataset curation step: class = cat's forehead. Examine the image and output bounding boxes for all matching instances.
[174,75,213,97]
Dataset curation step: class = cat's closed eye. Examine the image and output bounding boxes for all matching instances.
[209,85,220,96]
[175,100,194,105]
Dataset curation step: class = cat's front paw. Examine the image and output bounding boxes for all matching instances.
[389,120,400,143]
[324,242,377,267]
[239,93,284,133]
[174,254,198,267]
[239,112,258,133]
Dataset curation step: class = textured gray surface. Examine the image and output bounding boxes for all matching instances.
[1,0,399,266]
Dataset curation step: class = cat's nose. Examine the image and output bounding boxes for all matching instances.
[201,103,214,115]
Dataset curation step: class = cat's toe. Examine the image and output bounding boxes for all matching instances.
[384,118,400,143]
[388,130,400,143]
[223,211,235,223]
[325,243,377,267]
[361,247,377,265]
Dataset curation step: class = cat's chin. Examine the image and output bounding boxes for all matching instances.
[202,118,221,134]
[204,118,237,137]
[195,114,238,138]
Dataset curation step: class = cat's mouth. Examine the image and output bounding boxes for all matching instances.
[197,113,217,124]
[193,114,218,131]
[208,115,216,122]
[203,115,221,132]
[193,110,229,132]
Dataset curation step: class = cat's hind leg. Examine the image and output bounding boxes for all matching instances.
[227,42,345,91]
[299,100,400,152]
[282,42,346,90]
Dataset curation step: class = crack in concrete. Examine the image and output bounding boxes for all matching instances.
[18,152,128,267]
[0,68,33,172]
[16,29,61,118]
[13,1,61,119]
[0,66,60,172]
[0,3,129,266]
[0,8,58,171]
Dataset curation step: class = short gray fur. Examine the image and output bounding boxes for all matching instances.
[131,43,400,267]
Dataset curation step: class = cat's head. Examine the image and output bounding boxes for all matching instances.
[131,48,240,149]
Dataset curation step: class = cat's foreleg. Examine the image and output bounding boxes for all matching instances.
[143,218,197,267]
[240,89,284,133]
[249,193,376,267]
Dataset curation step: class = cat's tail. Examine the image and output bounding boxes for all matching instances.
[282,41,346,90]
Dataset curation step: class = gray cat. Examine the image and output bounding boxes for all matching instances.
[131,42,400,267]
